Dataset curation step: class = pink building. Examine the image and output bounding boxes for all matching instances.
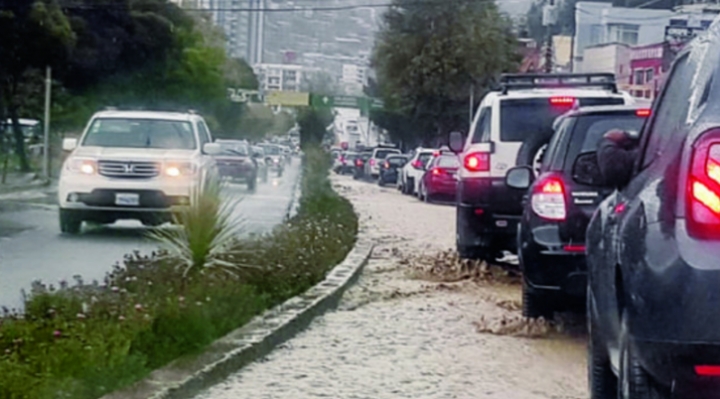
[621,43,666,100]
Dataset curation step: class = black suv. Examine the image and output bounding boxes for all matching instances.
[505,105,650,319]
[586,30,720,399]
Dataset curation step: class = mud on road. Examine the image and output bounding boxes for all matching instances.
[195,175,589,399]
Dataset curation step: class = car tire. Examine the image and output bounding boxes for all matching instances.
[516,129,554,174]
[457,245,486,260]
[588,291,617,399]
[618,312,670,399]
[59,209,82,235]
[378,178,384,187]
[522,277,554,319]
[248,176,257,191]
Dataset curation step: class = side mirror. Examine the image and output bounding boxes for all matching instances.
[505,166,533,190]
[448,131,464,154]
[572,152,603,186]
[62,138,78,151]
[203,142,223,155]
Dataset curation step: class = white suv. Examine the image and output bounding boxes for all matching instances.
[398,147,435,195]
[58,110,222,234]
[365,146,401,178]
[448,73,634,262]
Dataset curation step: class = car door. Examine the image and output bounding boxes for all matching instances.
[594,52,695,368]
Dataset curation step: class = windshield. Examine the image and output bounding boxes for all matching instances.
[218,142,248,156]
[418,152,434,166]
[82,118,196,149]
[375,149,399,159]
[500,97,625,142]
[261,144,281,155]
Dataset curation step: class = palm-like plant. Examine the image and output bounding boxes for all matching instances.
[149,177,251,279]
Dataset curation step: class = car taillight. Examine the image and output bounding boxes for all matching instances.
[695,365,720,376]
[531,176,566,221]
[340,156,345,164]
[356,159,363,166]
[463,152,490,172]
[549,96,576,107]
[687,129,720,239]
[636,108,651,117]
[431,168,445,175]
[384,161,390,168]
[412,160,424,169]
[370,159,376,166]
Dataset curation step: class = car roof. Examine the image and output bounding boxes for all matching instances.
[91,110,197,122]
[565,104,646,117]
[486,88,629,101]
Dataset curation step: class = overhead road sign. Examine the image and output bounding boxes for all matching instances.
[266,91,310,106]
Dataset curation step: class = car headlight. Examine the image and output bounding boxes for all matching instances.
[164,161,198,177]
[66,158,97,175]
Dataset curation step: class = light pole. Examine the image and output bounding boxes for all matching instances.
[42,66,51,179]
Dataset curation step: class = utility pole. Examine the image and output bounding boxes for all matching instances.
[42,66,52,180]
[543,0,556,73]
[468,83,474,125]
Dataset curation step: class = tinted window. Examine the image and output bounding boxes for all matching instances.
[577,114,646,153]
[386,156,406,166]
[500,97,625,142]
[417,152,433,166]
[360,152,373,160]
[83,118,196,149]
[642,54,692,168]
[542,118,571,172]
[437,155,460,168]
[375,149,399,159]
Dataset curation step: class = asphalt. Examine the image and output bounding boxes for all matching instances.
[0,161,300,311]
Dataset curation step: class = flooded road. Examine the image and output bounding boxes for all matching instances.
[194,175,588,399]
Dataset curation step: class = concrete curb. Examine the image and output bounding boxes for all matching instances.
[102,233,372,399]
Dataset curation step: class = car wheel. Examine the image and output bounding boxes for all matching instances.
[618,312,670,399]
[59,209,82,235]
[248,176,257,191]
[423,187,432,203]
[588,291,617,399]
[522,277,554,319]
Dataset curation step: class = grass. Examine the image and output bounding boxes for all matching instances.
[0,146,357,399]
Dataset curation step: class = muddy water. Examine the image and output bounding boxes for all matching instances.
[194,176,588,399]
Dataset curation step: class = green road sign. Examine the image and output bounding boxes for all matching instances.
[309,94,384,110]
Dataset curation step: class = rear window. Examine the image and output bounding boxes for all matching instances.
[499,97,625,142]
[417,152,433,166]
[437,155,460,168]
[386,156,406,166]
[375,149,399,159]
[575,114,646,154]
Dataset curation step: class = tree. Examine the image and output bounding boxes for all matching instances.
[297,107,334,149]
[372,0,520,145]
[0,0,75,171]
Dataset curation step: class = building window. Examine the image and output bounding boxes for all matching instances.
[590,24,604,45]
[645,68,654,83]
[607,23,639,45]
[634,69,645,85]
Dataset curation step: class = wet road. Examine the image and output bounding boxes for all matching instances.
[194,175,587,399]
[0,162,300,311]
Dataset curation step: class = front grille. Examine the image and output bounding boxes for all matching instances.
[98,160,159,178]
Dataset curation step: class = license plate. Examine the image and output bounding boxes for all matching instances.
[115,193,140,206]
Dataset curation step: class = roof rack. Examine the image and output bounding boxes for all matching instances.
[499,73,618,94]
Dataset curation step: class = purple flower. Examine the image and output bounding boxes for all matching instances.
[53,330,62,338]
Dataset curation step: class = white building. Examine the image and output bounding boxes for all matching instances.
[254,64,309,92]
[573,2,673,72]
[579,42,631,81]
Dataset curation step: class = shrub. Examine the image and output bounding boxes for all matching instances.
[0,145,357,399]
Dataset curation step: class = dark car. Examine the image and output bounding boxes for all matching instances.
[418,152,460,203]
[213,140,257,190]
[353,151,373,180]
[585,35,720,399]
[504,105,650,319]
[378,154,408,186]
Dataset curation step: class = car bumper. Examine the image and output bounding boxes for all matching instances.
[59,173,195,212]
[426,180,457,197]
[456,202,519,248]
[520,224,587,296]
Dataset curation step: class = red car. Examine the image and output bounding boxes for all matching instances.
[418,152,459,203]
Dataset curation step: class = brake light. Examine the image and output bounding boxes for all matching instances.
[636,108,651,117]
[384,161,390,168]
[563,244,586,253]
[356,159,363,166]
[370,159,376,166]
[463,152,490,172]
[433,150,440,157]
[687,129,720,239]
[549,96,576,106]
[412,160,424,169]
[431,168,445,175]
[695,365,720,376]
[531,176,566,221]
